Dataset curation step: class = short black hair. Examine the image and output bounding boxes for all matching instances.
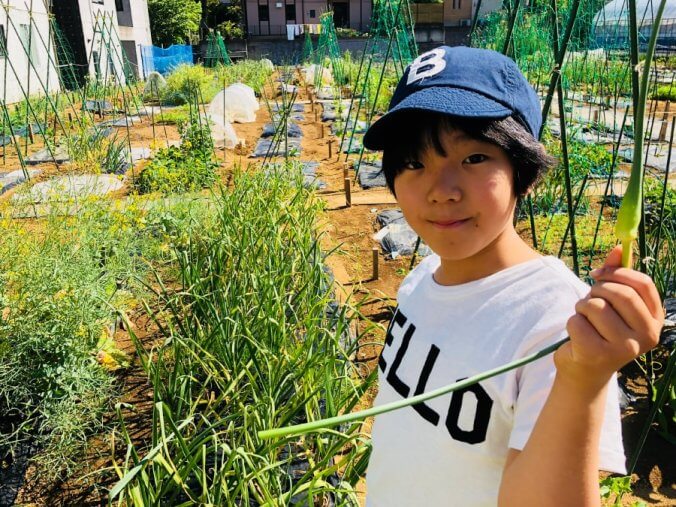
[379,111,555,197]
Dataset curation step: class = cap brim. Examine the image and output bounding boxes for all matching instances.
[363,87,513,151]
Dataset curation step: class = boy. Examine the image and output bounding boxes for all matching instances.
[361,46,663,506]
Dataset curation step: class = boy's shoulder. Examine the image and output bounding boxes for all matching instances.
[398,254,590,305]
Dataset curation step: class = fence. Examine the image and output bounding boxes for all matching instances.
[140,45,194,77]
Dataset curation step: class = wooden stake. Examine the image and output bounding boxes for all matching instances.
[27,124,34,144]
[343,162,349,180]
[372,247,379,280]
[314,109,318,122]
[344,178,352,207]
[592,109,599,124]
[659,101,671,142]
[328,138,333,158]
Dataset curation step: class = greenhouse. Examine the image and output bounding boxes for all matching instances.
[593,0,676,51]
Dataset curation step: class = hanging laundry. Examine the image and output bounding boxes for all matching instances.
[286,24,295,41]
[294,24,301,36]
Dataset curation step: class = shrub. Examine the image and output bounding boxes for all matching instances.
[216,20,244,40]
[134,115,217,195]
[650,84,676,101]
[162,64,217,105]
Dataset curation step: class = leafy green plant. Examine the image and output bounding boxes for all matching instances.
[650,84,676,101]
[134,114,217,195]
[599,475,646,507]
[213,59,274,95]
[162,64,218,105]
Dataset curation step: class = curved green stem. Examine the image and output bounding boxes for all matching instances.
[258,337,569,439]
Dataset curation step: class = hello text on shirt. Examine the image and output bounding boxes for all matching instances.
[378,307,494,445]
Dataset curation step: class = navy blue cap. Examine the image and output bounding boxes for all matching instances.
[363,46,542,150]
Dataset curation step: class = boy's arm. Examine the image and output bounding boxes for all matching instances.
[498,246,663,507]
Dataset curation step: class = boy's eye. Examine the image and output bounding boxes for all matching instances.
[464,154,488,164]
[403,159,424,170]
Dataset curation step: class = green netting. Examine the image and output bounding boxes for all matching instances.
[205,31,232,67]
[302,30,314,64]
[315,12,343,87]
[51,19,81,91]
[370,0,417,64]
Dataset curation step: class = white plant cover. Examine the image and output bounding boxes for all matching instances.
[206,113,239,149]
[208,84,259,123]
[143,72,167,97]
[228,83,259,111]
[261,58,274,71]
[303,64,333,86]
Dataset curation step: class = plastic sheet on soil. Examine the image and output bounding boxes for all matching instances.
[251,137,302,158]
[357,163,386,189]
[271,103,305,113]
[0,169,41,195]
[261,122,303,138]
[374,220,431,258]
[25,145,70,165]
[376,209,406,227]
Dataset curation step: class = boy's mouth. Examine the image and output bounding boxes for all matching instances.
[428,218,471,229]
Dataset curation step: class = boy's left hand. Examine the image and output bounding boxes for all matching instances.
[560,245,664,390]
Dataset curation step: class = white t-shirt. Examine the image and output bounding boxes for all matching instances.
[366,255,626,507]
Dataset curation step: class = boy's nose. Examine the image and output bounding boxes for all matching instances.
[427,166,462,203]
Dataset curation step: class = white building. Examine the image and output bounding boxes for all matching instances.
[0,0,152,105]
[115,0,153,78]
[0,0,61,104]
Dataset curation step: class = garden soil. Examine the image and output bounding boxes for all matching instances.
[3,75,674,506]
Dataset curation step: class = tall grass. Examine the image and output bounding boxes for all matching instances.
[112,168,375,505]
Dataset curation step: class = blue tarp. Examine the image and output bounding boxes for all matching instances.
[141,45,193,76]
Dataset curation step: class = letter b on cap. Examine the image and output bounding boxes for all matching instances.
[407,48,446,85]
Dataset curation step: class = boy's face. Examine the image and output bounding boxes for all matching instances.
[393,127,519,271]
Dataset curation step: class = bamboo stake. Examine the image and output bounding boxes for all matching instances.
[344,177,351,207]
[372,247,379,280]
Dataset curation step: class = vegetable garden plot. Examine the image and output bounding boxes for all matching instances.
[271,103,305,113]
[263,161,326,189]
[98,116,141,128]
[82,100,117,114]
[251,137,302,158]
[272,112,305,122]
[110,170,371,506]
[262,122,303,138]
[321,101,350,122]
[331,119,368,136]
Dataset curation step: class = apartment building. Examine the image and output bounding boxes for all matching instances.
[245,0,373,36]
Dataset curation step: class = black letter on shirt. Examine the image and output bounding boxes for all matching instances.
[411,344,441,425]
[378,308,407,372]
[445,381,493,444]
[386,322,416,398]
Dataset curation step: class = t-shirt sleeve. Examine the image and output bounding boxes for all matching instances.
[507,329,627,474]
